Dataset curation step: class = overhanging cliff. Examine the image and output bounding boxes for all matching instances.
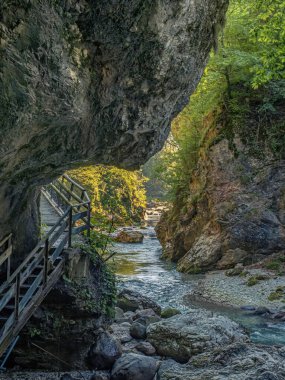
[0,0,228,260]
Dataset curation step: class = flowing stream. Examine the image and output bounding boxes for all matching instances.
[112,226,285,346]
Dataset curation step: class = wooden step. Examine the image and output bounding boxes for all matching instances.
[20,284,30,289]
[3,305,14,310]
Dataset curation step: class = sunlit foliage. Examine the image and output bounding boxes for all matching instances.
[68,166,146,225]
[145,0,285,201]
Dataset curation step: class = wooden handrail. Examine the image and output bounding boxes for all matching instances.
[63,174,86,192]
[0,234,12,249]
[0,174,93,359]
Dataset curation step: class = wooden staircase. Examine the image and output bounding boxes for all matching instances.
[0,175,92,369]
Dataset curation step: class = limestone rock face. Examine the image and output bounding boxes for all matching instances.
[157,139,285,273]
[147,309,248,363]
[0,0,228,259]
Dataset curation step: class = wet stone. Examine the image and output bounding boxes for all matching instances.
[88,331,122,370]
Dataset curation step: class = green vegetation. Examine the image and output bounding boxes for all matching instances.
[246,274,269,287]
[264,256,285,275]
[265,261,281,271]
[69,165,146,226]
[73,241,117,317]
[146,0,285,203]
[268,286,285,301]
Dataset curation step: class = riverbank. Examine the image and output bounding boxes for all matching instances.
[2,289,285,380]
[187,268,285,312]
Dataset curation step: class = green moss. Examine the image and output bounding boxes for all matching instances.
[246,277,259,286]
[265,261,281,271]
[268,291,283,301]
[246,274,269,286]
[268,286,285,301]
[239,270,249,277]
[161,308,181,318]
[66,242,117,318]
[226,267,243,277]
[186,265,202,274]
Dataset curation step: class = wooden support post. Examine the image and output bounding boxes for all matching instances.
[43,239,49,286]
[7,235,11,280]
[87,202,91,239]
[68,208,73,248]
[7,256,10,281]
[15,273,20,322]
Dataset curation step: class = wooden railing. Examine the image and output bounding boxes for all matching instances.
[0,235,12,284]
[0,175,92,361]
[43,174,92,237]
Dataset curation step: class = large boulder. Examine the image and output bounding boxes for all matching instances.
[88,331,122,370]
[114,231,144,244]
[117,289,161,314]
[158,343,285,380]
[110,353,159,380]
[147,310,248,363]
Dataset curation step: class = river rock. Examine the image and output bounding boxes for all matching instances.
[60,375,74,380]
[147,310,248,363]
[121,341,140,354]
[110,323,133,344]
[130,321,147,339]
[117,289,161,314]
[253,306,271,316]
[133,309,161,325]
[114,307,124,321]
[114,231,144,243]
[136,342,156,356]
[88,332,122,370]
[158,343,285,380]
[90,373,110,380]
[110,353,159,380]
[161,307,181,318]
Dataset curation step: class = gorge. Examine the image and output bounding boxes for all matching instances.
[1,0,285,379]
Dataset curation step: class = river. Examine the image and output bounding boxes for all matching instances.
[112,226,285,346]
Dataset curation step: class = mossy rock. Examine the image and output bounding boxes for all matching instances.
[161,308,181,319]
[268,287,284,301]
[246,277,259,286]
[226,267,243,277]
[268,291,283,301]
[246,274,269,286]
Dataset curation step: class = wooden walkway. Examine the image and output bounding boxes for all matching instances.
[40,196,61,230]
[0,175,92,370]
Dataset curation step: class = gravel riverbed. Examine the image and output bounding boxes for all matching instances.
[188,268,285,310]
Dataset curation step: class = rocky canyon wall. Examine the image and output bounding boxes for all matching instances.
[0,0,228,261]
[156,113,285,273]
